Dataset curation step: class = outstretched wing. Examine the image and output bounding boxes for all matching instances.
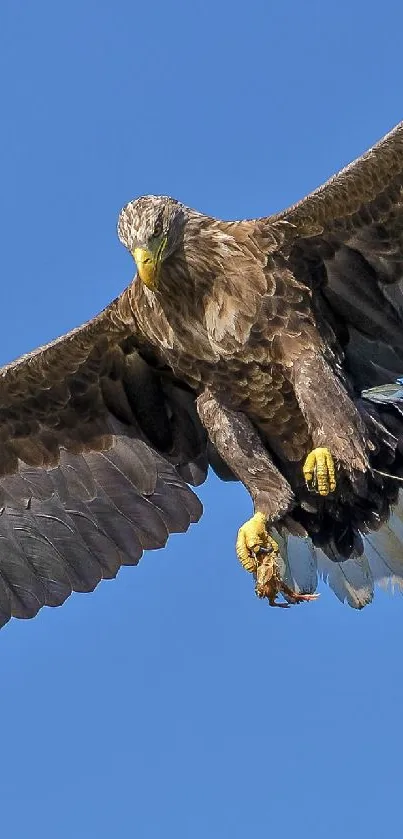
[271,122,403,607]
[0,288,207,627]
[274,121,403,392]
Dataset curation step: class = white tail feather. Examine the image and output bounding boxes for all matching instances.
[362,492,403,592]
[276,493,403,608]
[275,531,318,594]
[316,550,374,609]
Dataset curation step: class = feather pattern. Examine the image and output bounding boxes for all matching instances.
[316,550,374,609]
[275,531,318,596]
[0,305,205,626]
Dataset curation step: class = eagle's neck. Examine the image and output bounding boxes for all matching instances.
[130,216,268,360]
[160,216,236,302]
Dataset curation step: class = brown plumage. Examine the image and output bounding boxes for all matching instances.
[2,122,403,624]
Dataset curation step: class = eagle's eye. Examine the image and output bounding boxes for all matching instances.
[153,218,163,238]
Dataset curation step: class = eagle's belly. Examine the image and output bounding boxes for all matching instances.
[210,357,311,463]
[164,345,311,464]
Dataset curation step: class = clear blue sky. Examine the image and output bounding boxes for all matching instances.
[0,1,402,837]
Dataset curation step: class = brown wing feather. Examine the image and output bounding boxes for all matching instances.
[274,122,403,234]
[0,289,205,626]
[272,122,403,391]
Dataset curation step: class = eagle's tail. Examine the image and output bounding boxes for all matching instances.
[276,380,403,608]
[277,498,403,609]
[318,493,403,608]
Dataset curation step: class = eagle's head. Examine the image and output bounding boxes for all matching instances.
[117,195,187,291]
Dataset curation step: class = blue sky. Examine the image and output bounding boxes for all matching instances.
[0,1,402,837]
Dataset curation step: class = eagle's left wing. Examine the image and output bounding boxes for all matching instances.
[273,121,403,392]
[270,122,403,606]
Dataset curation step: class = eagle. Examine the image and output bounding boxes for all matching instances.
[1,122,403,626]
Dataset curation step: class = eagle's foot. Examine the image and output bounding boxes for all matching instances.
[236,512,279,574]
[303,447,336,496]
[236,513,319,608]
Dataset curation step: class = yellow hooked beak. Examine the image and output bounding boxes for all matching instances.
[133,237,167,291]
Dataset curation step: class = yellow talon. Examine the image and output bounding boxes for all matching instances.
[236,513,319,607]
[303,447,336,496]
[236,512,278,573]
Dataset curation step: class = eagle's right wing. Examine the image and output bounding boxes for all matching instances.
[0,285,206,627]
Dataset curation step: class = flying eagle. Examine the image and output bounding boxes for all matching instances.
[1,122,403,626]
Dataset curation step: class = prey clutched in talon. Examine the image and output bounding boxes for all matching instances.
[255,551,320,607]
[303,447,336,496]
[236,512,319,608]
